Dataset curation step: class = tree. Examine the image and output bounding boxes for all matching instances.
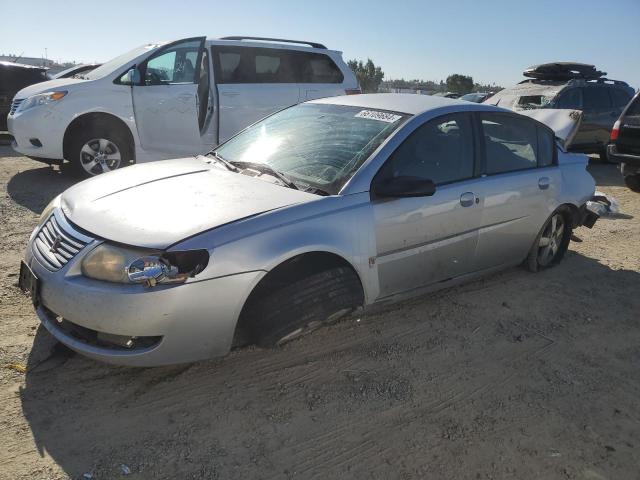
[446,74,474,94]
[347,58,384,93]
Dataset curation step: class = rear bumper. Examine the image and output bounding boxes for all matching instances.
[607,144,640,167]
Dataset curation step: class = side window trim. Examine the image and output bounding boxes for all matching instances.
[372,112,478,189]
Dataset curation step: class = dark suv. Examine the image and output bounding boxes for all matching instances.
[608,91,640,192]
[485,63,634,160]
[0,61,48,132]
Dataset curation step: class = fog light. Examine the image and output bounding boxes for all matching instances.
[29,138,42,147]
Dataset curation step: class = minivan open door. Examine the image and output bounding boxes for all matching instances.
[131,37,214,156]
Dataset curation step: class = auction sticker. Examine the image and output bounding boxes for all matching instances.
[355,110,402,123]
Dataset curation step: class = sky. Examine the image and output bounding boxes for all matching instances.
[1,0,639,88]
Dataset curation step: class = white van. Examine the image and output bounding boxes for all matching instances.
[7,36,360,176]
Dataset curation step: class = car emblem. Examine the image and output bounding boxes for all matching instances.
[49,236,63,254]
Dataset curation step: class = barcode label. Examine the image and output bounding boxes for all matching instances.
[355,110,402,123]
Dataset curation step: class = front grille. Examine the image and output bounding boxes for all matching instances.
[9,98,24,115]
[32,212,92,271]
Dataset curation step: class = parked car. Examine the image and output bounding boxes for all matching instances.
[433,91,461,99]
[484,62,634,161]
[8,36,359,176]
[608,91,640,192]
[49,63,102,79]
[459,92,492,103]
[19,93,597,366]
[0,61,48,132]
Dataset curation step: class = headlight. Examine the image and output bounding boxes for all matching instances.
[17,90,67,113]
[39,194,62,224]
[81,244,209,287]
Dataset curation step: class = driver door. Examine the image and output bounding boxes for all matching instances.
[132,37,215,156]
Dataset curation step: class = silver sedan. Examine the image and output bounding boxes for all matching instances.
[19,94,597,366]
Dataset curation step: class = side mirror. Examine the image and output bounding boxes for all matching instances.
[372,176,436,198]
[122,67,141,85]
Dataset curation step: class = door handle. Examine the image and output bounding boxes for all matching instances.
[538,177,550,190]
[460,192,475,207]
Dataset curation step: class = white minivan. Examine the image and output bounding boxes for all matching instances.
[7,36,360,176]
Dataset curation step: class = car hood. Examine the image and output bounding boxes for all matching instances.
[60,157,319,249]
[16,78,86,99]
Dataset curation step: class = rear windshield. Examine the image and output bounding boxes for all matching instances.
[215,103,408,194]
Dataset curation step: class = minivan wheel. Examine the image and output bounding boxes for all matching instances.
[68,129,130,177]
[244,267,362,348]
[624,174,640,192]
[525,211,572,272]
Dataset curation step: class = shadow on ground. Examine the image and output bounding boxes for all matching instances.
[6,166,76,214]
[19,252,640,479]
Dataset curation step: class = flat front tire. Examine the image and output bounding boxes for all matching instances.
[243,266,363,347]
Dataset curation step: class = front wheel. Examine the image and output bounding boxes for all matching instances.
[243,266,363,347]
[68,129,131,177]
[524,211,572,272]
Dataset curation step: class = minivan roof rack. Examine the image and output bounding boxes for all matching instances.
[220,36,327,49]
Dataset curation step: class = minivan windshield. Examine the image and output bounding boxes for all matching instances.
[83,43,163,80]
[214,103,408,194]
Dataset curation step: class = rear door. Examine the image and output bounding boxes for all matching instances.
[213,45,300,143]
[371,113,481,298]
[471,113,558,271]
[132,37,215,155]
[576,86,614,147]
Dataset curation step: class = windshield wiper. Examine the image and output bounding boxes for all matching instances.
[206,151,239,172]
[230,160,299,190]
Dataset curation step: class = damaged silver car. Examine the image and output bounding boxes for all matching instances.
[19,94,597,366]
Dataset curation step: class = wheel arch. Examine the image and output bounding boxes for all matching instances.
[62,112,136,161]
[233,250,366,345]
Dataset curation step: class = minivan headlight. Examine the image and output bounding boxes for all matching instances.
[81,244,209,287]
[17,90,67,113]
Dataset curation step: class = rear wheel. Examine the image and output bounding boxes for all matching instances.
[68,128,131,177]
[242,266,362,347]
[624,174,640,192]
[525,211,572,272]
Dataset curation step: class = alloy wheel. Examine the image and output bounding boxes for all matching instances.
[537,213,565,266]
[79,138,121,175]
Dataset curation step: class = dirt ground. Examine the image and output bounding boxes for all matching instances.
[0,146,639,480]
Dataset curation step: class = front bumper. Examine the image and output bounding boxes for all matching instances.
[24,233,263,367]
[7,106,66,160]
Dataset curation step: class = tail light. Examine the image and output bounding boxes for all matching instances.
[345,88,361,95]
[610,120,621,141]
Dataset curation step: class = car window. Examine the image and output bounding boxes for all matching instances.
[556,88,581,109]
[144,40,201,85]
[214,46,343,84]
[481,113,538,174]
[381,114,474,185]
[611,89,632,108]
[626,95,640,116]
[537,126,555,167]
[294,52,344,83]
[517,95,553,109]
[583,87,612,110]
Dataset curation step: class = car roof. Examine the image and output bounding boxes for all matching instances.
[310,93,504,116]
